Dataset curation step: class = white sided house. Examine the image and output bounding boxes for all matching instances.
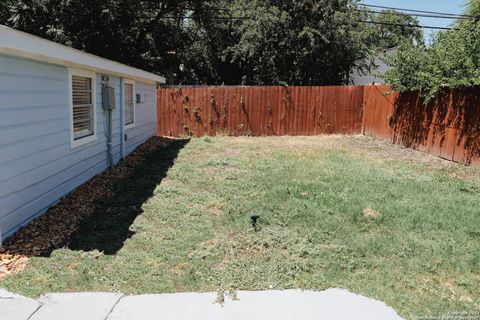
[0,25,165,243]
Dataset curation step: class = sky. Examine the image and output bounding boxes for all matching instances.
[360,0,468,42]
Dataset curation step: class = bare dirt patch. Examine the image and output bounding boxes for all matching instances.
[224,148,243,158]
[206,203,226,217]
[363,208,382,219]
[343,136,455,168]
[0,253,28,280]
[160,178,176,186]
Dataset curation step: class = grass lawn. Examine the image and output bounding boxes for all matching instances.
[2,135,480,318]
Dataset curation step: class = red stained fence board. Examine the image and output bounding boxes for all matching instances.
[157,86,365,137]
[361,85,480,166]
[157,85,479,166]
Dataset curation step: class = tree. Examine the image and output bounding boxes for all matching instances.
[365,9,423,51]
[185,0,374,85]
[173,1,245,84]
[180,2,424,85]
[2,0,205,81]
[384,0,480,100]
[2,0,424,86]
[0,0,14,24]
[5,0,68,43]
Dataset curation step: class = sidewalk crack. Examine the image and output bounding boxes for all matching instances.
[104,294,124,320]
[26,303,43,320]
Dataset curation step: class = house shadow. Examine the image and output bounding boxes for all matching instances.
[2,137,189,257]
[66,138,189,255]
[389,86,480,164]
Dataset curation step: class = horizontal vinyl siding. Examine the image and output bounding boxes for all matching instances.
[0,54,128,241]
[125,81,156,155]
[0,131,70,164]
[2,151,107,217]
[0,104,67,126]
[1,160,109,237]
[0,142,121,197]
[0,75,67,91]
[0,118,69,145]
[0,54,67,80]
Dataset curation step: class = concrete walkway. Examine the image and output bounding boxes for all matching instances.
[0,288,403,320]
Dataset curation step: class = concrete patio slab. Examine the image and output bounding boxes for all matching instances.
[0,288,403,320]
[30,292,123,320]
[107,292,219,320]
[107,289,403,320]
[0,289,41,320]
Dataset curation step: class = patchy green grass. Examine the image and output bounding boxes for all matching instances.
[2,135,480,319]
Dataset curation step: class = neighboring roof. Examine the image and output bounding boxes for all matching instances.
[0,25,165,84]
[350,47,398,85]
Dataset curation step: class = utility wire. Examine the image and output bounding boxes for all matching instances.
[175,3,473,21]
[177,4,472,20]
[156,15,451,29]
[357,9,472,20]
[358,20,451,30]
[158,16,252,20]
[139,6,457,30]
[360,4,477,19]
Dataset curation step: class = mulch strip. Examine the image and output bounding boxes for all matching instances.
[0,137,172,279]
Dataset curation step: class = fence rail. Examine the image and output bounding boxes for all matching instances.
[157,85,480,166]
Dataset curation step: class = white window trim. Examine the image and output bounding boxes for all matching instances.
[68,68,97,148]
[124,78,136,130]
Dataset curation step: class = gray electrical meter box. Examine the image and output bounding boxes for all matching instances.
[102,86,116,110]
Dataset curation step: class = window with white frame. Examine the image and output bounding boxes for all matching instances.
[124,80,135,127]
[71,71,95,142]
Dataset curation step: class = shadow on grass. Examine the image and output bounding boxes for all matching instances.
[67,138,188,255]
[2,138,188,260]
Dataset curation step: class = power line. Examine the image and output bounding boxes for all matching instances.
[186,4,472,20]
[138,8,455,30]
[157,15,451,29]
[358,20,451,30]
[360,4,477,19]
[160,3,474,21]
[156,16,252,20]
[358,9,471,20]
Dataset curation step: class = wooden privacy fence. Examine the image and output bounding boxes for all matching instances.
[157,85,480,166]
[363,85,480,166]
[157,86,364,137]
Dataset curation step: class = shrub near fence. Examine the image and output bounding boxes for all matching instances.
[157,86,364,137]
[157,85,480,166]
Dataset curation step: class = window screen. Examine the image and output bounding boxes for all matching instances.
[72,75,94,140]
[125,83,134,125]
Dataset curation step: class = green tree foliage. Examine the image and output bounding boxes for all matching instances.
[174,1,244,84]
[179,0,375,85]
[353,9,423,84]
[0,0,423,85]
[232,0,372,85]
[364,9,423,50]
[1,0,203,81]
[385,0,480,100]
[0,0,14,23]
